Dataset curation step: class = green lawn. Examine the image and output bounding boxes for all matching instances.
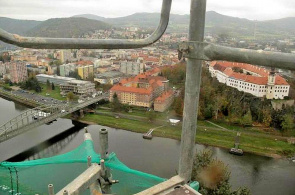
[82,114,295,157]
[37,84,66,101]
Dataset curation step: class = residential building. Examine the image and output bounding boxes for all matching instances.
[59,64,77,77]
[94,71,124,85]
[119,58,144,75]
[154,90,174,112]
[60,80,95,96]
[209,61,290,99]
[109,68,170,108]
[78,65,94,80]
[6,61,28,83]
[0,61,6,78]
[56,50,72,63]
[36,74,75,85]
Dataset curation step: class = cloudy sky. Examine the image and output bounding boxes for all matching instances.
[0,0,294,21]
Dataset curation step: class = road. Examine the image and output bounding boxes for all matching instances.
[11,89,64,105]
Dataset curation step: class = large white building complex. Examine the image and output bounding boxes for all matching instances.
[209,61,290,99]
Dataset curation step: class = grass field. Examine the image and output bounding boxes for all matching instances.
[82,114,295,158]
[38,84,66,100]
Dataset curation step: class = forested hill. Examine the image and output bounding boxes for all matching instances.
[26,18,111,38]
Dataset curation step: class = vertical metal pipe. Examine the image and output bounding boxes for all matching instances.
[178,0,207,182]
[87,156,92,167]
[99,128,109,159]
[48,184,55,195]
[63,190,68,195]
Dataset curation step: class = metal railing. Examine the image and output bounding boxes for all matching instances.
[1,0,295,193]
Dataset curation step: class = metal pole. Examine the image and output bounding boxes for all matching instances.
[99,129,111,193]
[178,0,207,182]
[99,128,109,159]
[48,184,55,195]
[87,156,92,167]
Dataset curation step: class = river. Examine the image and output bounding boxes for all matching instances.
[0,97,294,195]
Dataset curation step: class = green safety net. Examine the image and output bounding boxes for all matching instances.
[0,139,166,195]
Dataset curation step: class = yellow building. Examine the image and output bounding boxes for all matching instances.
[78,65,94,80]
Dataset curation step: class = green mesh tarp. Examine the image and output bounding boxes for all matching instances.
[0,139,165,195]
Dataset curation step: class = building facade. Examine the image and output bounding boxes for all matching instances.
[78,65,94,80]
[60,80,95,96]
[209,61,290,99]
[6,61,28,83]
[59,64,77,77]
[154,90,174,112]
[109,68,172,109]
[56,50,72,63]
[119,58,144,75]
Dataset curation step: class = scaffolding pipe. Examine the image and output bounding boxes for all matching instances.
[99,129,109,159]
[178,0,206,183]
[204,44,295,70]
[87,156,92,167]
[48,184,55,195]
[0,0,172,49]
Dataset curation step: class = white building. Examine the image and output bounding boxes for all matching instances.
[119,58,144,75]
[209,61,290,99]
[60,80,95,96]
[36,74,76,85]
[59,64,77,77]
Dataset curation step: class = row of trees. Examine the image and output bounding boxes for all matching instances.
[20,76,42,92]
[46,79,55,91]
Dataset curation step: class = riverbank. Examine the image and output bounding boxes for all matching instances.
[0,88,42,108]
[78,113,295,158]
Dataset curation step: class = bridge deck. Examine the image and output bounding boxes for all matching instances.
[0,95,108,143]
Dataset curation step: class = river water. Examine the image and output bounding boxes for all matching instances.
[0,97,294,195]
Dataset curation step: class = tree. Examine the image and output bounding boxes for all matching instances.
[69,70,82,80]
[51,83,55,91]
[4,76,10,84]
[262,109,272,127]
[20,76,42,92]
[56,66,60,76]
[281,114,294,132]
[112,93,122,112]
[241,110,252,127]
[46,79,51,90]
[192,150,250,195]
[146,110,156,122]
[67,92,77,102]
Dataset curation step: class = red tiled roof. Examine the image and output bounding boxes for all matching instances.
[212,61,289,86]
[155,90,173,102]
[213,64,227,72]
[76,60,94,65]
[110,85,152,95]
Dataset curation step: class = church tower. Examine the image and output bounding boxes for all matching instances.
[266,68,276,99]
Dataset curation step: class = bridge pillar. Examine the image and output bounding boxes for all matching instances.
[79,109,84,118]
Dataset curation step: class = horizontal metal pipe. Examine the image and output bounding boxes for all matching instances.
[0,0,172,49]
[204,44,295,70]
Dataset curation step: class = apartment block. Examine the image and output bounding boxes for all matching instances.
[60,80,95,96]
[6,61,28,83]
[78,65,94,80]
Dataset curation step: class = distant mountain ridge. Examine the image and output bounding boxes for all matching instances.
[73,11,295,38]
[26,17,111,38]
[0,11,294,41]
[0,17,41,35]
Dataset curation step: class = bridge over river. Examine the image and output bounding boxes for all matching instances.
[0,95,108,143]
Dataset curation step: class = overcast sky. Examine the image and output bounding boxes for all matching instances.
[0,0,294,21]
